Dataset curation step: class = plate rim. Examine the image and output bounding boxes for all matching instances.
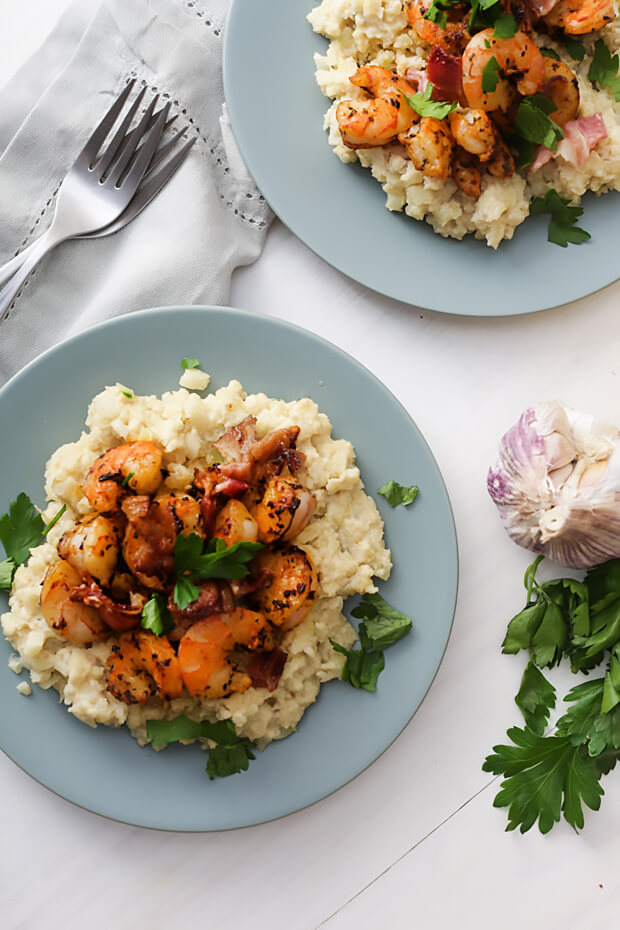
[0,305,459,830]
[222,0,620,318]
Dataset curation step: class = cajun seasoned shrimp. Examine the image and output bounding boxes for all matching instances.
[213,499,259,546]
[251,546,316,631]
[486,132,515,178]
[462,29,545,111]
[405,0,471,55]
[107,630,184,704]
[40,559,109,644]
[449,108,497,161]
[539,58,580,125]
[398,117,453,179]
[122,493,204,589]
[452,147,482,198]
[336,66,418,148]
[253,476,316,544]
[84,441,163,513]
[543,0,614,33]
[57,513,122,586]
[178,609,277,698]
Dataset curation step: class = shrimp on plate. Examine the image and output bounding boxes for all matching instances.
[462,28,545,111]
[40,559,109,644]
[405,0,471,54]
[543,0,615,33]
[84,441,164,513]
[251,546,317,631]
[398,117,454,179]
[107,630,184,704]
[336,66,418,148]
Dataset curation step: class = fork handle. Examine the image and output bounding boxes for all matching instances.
[0,228,64,323]
[0,241,38,290]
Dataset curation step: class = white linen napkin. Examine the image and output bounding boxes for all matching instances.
[0,0,272,386]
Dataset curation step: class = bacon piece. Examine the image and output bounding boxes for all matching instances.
[212,416,257,461]
[71,582,144,632]
[427,47,465,104]
[246,649,287,692]
[404,68,429,95]
[530,113,607,172]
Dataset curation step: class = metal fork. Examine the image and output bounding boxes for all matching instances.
[0,81,169,321]
[0,125,195,290]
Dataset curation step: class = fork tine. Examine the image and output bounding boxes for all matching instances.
[117,104,170,191]
[106,95,160,187]
[94,136,196,236]
[146,125,188,174]
[109,110,177,169]
[94,87,147,176]
[80,80,135,166]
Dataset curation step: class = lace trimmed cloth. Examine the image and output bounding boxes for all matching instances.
[0,0,272,386]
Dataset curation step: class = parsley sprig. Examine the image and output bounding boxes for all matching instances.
[402,85,456,120]
[173,534,263,609]
[141,593,174,636]
[146,715,256,779]
[378,480,419,508]
[588,39,620,101]
[529,190,591,248]
[484,556,620,833]
[0,493,66,594]
[331,592,412,691]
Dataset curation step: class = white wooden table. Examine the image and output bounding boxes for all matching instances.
[2,4,619,929]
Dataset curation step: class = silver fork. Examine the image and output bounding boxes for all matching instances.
[0,124,195,289]
[0,81,169,322]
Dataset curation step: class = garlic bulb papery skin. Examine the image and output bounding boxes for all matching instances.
[487,402,620,569]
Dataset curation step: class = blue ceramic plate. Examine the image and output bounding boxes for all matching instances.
[0,307,457,830]
[223,0,619,316]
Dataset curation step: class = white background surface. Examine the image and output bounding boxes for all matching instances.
[2,3,620,929]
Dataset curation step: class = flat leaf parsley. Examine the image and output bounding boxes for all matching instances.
[173,534,263,608]
[331,592,412,692]
[141,593,174,636]
[588,39,620,101]
[378,480,419,508]
[402,85,456,120]
[146,715,256,779]
[0,493,66,594]
[529,189,591,248]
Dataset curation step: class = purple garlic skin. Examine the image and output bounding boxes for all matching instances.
[488,402,620,570]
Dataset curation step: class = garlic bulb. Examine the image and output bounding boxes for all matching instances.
[487,402,620,569]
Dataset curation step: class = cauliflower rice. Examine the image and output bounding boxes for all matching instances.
[308,0,620,247]
[1,380,391,749]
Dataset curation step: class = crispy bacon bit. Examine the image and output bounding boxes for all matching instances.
[246,649,288,691]
[71,582,144,632]
[404,68,429,95]
[167,582,222,639]
[426,47,465,104]
[530,113,607,172]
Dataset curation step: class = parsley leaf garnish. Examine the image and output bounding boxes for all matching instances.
[351,592,413,650]
[181,358,200,370]
[146,715,256,779]
[529,189,591,248]
[377,480,419,508]
[173,534,263,607]
[402,85,456,120]
[140,593,174,636]
[540,47,560,60]
[121,471,135,489]
[481,55,501,93]
[563,37,586,61]
[0,494,67,594]
[588,38,620,101]
[332,592,412,691]
[0,559,15,594]
[515,95,563,150]
[493,12,517,37]
[469,0,501,29]
[422,0,462,28]
[121,389,133,398]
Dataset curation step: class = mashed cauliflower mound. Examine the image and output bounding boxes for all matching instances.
[308,0,620,247]
[1,380,391,749]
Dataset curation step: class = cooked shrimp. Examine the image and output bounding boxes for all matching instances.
[213,499,259,546]
[538,58,580,125]
[405,0,471,55]
[543,0,614,32]
[449,108,497,161]
[486,132,515,178]
[452,147,482,198]
[178,609,277,698]
[253,476,316,544]
[84,441,163,513]
[398,117,453,179]
[122,493,204,589]
[71,579,146,633]
[57,513,122,586]
[106,630,184,704]
[250,546,316,631]
[40,559,109,644]
[462,29,545,112]
[336,66,418,148]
